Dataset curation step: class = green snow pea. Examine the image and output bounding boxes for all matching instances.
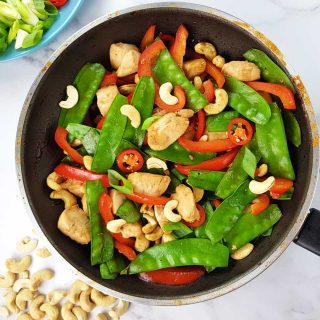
[187,170,225,192]
[205,180,257,243]
[162,222,192,238]
[167,174,181,194]
[276,187,294,200]
[116,200,140,223]
[262,227,273,237]
[22,28,43,48]
[153,48,208,111]
[108,170,133,195]
[282,110,301,147]
[206,111,240,132]
[0,26,7,54]
[171,168,187,182]
[59,63,106,128]
[91,94,128,173]
[243,48,295,93]
[195,201,215,239]
[224,76,271,125]
[100,264,117,280]
[100,252,127,279]
[256,103,295,180]
[127,239,229,274]
[225,204,282,252]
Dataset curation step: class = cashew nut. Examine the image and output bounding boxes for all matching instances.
[13,279,31,292]
[40,303,59,320]
[30,269,54,291]
[5,256,32,273]
[0,272,16,288]
[162,233,176,243]
[154,205,168,228]
[116,50,141,77]
[119,84,136,95]
[79,289,95,312]
[108,300,130,318]
[50,190,77,209]
[222,61,260,81]
[68,280,90,304]
[46,172,64,191]
[110,189,126,214]
[35,248,51,258]
[30,295,45,320]
[256,163,268,177]
[96,313,108,320]
[194,42,217,60]
[16,237,38,255]
[121,223,142,238]
[106,219,126,234]
[71,138,82,147]
[204,89,228,115]
[120,104,141,128]
[146,157,168,171]
[4,289,19,314]
[0,306,9,319]
[16,289,34,311]
[140,204,154,217]
[199,134,208,142]
[164,200,181,222]
[72,306,87,320]
[90,289,116,307]
[176,109,195,118]
[193,76,203,90]
[61,302,77,320]
[145,226,163,241]
[159,82,178,105]
[142,213,157,234]
[59,85,79,109]
[83,156,93,171]
[231,243,254,260]
[183,58,206,79]
[135,234,150,252]
[212,55,225,68]
[18,313,33,320]
[47,290,67,305]
[18,271,30,279]
[192,186,204,202]
[249,176,275,194]
[96,85,119,116]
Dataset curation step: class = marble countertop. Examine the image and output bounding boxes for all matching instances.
[1,0,320,319]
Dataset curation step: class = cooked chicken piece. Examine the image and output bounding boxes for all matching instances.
[96,85,119,116]
[172,184,200,223]
[222,61,260,81]
[128,172,171,197]
[116,50,141,77]
[57,205,90,245]
[147,113,189,151]
[60,179,84,198]
[110,189,126,214]
[110,42,140,70]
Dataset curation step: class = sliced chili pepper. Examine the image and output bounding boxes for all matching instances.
[203,79,215,102]
[170,24,189,68]
[212,199,221,208]
[174,148,240,175]
[116,149,144,173]
[194,110,206,141]
[100,72,117,88]
[139,266,205,285]
[205,60,225,88]
[127,92,133,104]
[258,91,273,104]
[140,25,156,51]
[246,81,296,110]
[111,233,135,248]
[48,0,67,8]
[269,177,293,198]
[114,241,136,261]
[99,192,113,224]
[96,116,105,130]
[138,39,166,77]
[54,163,110,188]
[159,33,175,48]
[55,127,84,165]
[183,204,206,228]
[125,193,171,205]
[227,117,254,146]
[154,84,186,112]
[250,194,270,215]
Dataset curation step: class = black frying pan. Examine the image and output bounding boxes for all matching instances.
[16,3,320,305]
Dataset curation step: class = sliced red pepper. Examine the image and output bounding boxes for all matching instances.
[96,116,105,130]
[54,163,110,188]
[246,81,296,110]
[111,233,135,248]
[250,194,270,215]
[205,60,225,88]
[54,127,84,165]
[270,177,293,198]
[227,117,254,146]
[127,92,134,104]
[212,199,221,208]
[114,241,136,261]
[203,79,215,102]
[48,0,67,8]
[99,192,113,224]
[140,25,156,51]
[155,84,186,112]
[170,24,189,68]
[139,266,205,285]
[183,204,206,228]
[174,148,240,175]
[116,149,144,173]
[194,110,206,141]
[258,91,273,104]
[100,72,117,88]
[125,193,171,205]
[159,33,175,48]
[138,39,166,77]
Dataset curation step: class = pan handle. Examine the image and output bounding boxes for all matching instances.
[294,208,320,256]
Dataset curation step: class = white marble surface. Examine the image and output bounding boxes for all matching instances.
[1,0,320,319]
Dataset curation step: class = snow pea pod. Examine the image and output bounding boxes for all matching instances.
[224,76,271,125]
[206,111,240,132]
[116,200,140,223]
[282,110,301,147]
[162,222,192,238]
[100,263,117,280]
[187,170,225,191]
[205,180,257,243]
[91,94,128,173]
[195,201,215,239]
[153,48,208,111]
[127,239,229,274]
[59,63,106,127]
[243,49,295,93]
[225,204,282,252]
[256,103,295,180]
[100,252,127,279]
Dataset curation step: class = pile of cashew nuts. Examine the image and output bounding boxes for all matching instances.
[0,236,129,320]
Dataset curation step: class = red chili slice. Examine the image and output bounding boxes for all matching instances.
[48,0,68,8]
[116,149,144,173]
[183,204,206,228]
[269,178,293,198]
[99,192,113,224]
[227,117,253,146]
[194,109,206,141]
[250,194,270,215]
[202,79,215,102]
[114,241,136,261]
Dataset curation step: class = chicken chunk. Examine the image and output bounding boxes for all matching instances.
[128,172,171,197]
[110,189,126,214]
[96,85,119,116]
[60,179,84,198]
[110,42,140,70]
[222,61,260,81]
[154,205,168,228]
[116,50,141,77]
[172,184,200,223]
[57,205,90,245]
[147,113,189,151]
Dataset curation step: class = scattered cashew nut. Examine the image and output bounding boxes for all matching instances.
[40,303,59,320]
[30,269,54,291]
[146,157,168,171]
[0,306,10,319]
[29,295,45,320]
[79,289,95,312]
[194,42,217,60]
[0,272,16,288]
[164,200,181,222]
[108,300,130,318]
[16,289,34,311]
[47,290,67,305]
[18,313,33,320]
[36,247,51,258]
[106,219,126,234]
[90,289,116,307]
[61,302,77,320]
[249,176,275,194]
[13,279,31,292]
[4,289,19,314]
[16,237,38,255]
[50,189,77,209]
[72,306,87,320]
[204,88,228,115]
[120,104,141,128]
[18,271,30,279]
[68,280,90,304]
[159,82,178,105]
[5,256,32,273]
[231,243,254,260]
[96,313,108,320]
[59,85,79,109]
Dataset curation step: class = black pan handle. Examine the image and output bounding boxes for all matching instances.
[294,208,320,256]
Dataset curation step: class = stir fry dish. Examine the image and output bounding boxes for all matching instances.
[47,24,300,285]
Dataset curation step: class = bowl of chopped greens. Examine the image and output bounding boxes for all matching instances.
[16,3,320,305]
[0,0,84,62]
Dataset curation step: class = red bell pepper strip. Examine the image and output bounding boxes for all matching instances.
[246,81,296,110]
[258,91,273,104]
[205,60,225,88]
[127,92,134,104]
[212,199,221,208]
[269,177,293,198]
[99,192,113,224]
[170,24,189,68]
[125,193,171,205]
[111,233,135,248]
[183,204,206,228]
[194,110,206,141]
[203,79,215,102]
[140,25,156,51]
[54,127,84,165]
[114,241,137,261]
[227,117,254,146]
[96,116,105,130]
[100,72,117,88]
[139,266,205,285]
[159,33,175,48]
[154,84,186,112]
[54,163,110,188]
[138,39,166,77]
[48,0,67,8]
[116,149,144,173]
[175,147,240,175]
[249,194,270,215]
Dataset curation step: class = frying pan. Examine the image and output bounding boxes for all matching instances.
[16,3,320,305]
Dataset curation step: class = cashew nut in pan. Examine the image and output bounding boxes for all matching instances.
[36,247,51,258]
[231,243,254,260]
[16,237,38,255]
[183,58,206,79]
[50,189,77,209]
[176,109,194,118]
[140,204,154,216]
[106,219,126,234]
[194,41,217,60]
[16,289,34,311]
[30,269,54,291]
[146,157,168,171]
[204,89,228,115]
[108,300,130,318]
[249,176,275,194]
[40,303,59,320]
[0,306,10,319]
[29,295,45,320]
[159,82,178,105]
[72,306,87,320]
[61,302,77,320]
[5,256,32,273]
[90,289,116,307]
[46,172,64,191]
[193,76,203,90]
[135,233,150,252]
[68,280,90,304]
[0,271,16,288]
[12,279,31,292]
[145,226,163,241]
[142,213,157,234]
[212,55,225,68]
[120,104,141,128]
[59,85,79,109]
[79,289,95,312]
[164,200,181,222]
[162,233,176,243]
[47,290,68,305]
[4,289,19,314]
